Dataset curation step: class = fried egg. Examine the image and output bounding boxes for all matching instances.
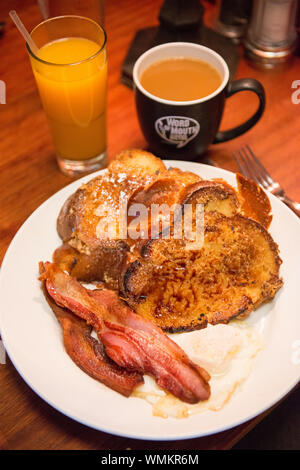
[133,322,263,419]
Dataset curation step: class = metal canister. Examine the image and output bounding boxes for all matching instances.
[244,0,298,68]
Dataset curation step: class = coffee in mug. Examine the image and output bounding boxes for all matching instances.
[133,43,265,160]
[140,57,222,101]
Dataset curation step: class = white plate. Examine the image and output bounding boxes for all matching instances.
[1,161,300,441]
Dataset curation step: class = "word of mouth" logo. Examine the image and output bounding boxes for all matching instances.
[155,116,200,148]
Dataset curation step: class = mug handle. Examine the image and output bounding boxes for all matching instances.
[213,78,265,144]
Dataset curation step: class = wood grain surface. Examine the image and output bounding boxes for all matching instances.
[0,0,299,450]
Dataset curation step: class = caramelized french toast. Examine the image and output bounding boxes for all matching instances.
[55,150,166,283]
[54,149,282,331]
[123,212,282,332]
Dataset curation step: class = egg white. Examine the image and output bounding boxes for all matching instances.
[133,322,263,419]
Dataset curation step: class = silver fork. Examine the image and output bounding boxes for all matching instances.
[233,145,300,218]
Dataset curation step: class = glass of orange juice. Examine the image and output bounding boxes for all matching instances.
[27,15,107,175]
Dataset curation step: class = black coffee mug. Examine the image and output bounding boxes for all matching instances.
[133,42,265,160]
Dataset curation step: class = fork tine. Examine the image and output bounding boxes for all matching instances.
[246,145,274,186]
[234,146,289,201]
[235,146,270,190]
[241,147,268,188]
[243,146,270,189]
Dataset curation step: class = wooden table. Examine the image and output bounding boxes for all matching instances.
[0,0,299,451]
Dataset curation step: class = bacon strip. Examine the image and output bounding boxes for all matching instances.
[41,281,143,397]
[40,262,210,403]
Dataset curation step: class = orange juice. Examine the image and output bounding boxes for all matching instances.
[34,37,107,160]
[31,36,107,162]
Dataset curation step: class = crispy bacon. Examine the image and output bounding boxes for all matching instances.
[40,262,210,403]
[41,282,143,397]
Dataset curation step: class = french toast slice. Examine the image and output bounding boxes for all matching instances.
[126,167,203,240]
[127,167,202,209]
[182,180,240,217]
[108,148,166,177]
[53,241,128,287]
[236,173,272,228]
[123,212,282,332]
[55,150,166,282]
[57,149,166,245]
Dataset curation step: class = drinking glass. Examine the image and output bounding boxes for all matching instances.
[27,15,107,175]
